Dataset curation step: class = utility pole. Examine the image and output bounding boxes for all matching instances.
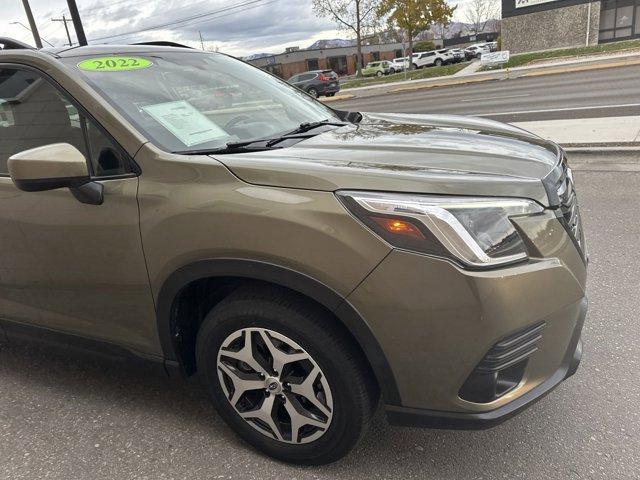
[66,0,87,46]
[21,0,42,48]
[51,15,73,47]
[199,31,205,50]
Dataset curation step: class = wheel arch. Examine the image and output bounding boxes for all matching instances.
[156,258,401,405]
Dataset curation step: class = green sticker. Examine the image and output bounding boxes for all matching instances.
[77,56,153,72]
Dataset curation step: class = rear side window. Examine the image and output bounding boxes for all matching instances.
[0,67,129,177]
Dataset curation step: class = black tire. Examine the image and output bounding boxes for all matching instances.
[307,87,319,98]
[412,63,419,70]
[435,58,442,67]
[389,68,396,74]
[196,284,378,465]
[376,70,383,77]
[326,92,335,97]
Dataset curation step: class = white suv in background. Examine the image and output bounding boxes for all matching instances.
[464,43,491,60]
[390,57,409,73]
[412,50,450,69]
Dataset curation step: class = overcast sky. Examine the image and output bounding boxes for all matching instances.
[3,0,479,56]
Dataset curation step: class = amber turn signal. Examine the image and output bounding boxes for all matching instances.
[371,217,425,240]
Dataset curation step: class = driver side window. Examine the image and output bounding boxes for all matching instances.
[0,67,130,177]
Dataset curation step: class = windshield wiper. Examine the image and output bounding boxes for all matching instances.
[264,120,348,147]
[175,139,274,155]
[174,120,348,155]
[278,119,348,138]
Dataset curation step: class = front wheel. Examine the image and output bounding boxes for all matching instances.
[196,285,378,465]
[326,92,335,97]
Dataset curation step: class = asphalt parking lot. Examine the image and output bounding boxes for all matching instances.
[0,169,638,480]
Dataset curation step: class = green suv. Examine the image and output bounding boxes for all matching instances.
[0,41,587,465]
[362,60,392,77]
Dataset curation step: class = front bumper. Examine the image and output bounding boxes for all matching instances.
[320,85,340,95]
[386,297,586,429]
[346,211,587,427]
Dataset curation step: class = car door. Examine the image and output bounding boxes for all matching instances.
[288,74,300,86]
[424,52,436,66]
[0,66,158,355]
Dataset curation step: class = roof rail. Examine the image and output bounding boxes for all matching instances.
[0,37,35,50]
[131,41,193,49]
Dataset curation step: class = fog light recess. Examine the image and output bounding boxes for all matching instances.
[459,322,545,403]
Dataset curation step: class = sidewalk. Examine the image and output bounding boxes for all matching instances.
[453,60,482,76]
[512,116,640,146]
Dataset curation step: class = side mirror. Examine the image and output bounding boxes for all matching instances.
[8,143,90,192]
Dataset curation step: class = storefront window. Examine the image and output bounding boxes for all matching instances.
[601,9,616,29]
[616,6,634,26]
[599,0,640,42]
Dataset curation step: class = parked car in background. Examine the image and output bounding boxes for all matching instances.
[464,43,491,60]
[449,48,466,63]
[287,70,339,98]
[438,49,457,65]
[485,42,498,52]
[412,50,450,69]
[362,60,392,77]
[390,57,409,73]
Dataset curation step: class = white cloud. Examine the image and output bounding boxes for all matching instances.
[2,0,484,56]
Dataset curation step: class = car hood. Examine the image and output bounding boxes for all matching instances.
[212,113,562,206]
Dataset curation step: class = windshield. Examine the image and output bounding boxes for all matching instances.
[64,51,341,153]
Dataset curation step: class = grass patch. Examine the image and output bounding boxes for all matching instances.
[482,39,640,70]
[341,62,469,89]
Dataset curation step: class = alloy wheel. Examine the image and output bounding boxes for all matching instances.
[216,327,334,444]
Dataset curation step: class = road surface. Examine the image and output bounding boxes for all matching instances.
[330,64,640,123]
[0,167,638,479]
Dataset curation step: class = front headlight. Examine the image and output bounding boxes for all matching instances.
[337,191,544,269]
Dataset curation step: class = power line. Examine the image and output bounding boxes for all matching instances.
[88,0,268,42]
[99,0,279,47]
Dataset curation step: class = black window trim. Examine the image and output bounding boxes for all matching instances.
[0,62,141,180]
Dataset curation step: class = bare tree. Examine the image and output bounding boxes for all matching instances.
[313,0,381,77]
[464,0,500,35]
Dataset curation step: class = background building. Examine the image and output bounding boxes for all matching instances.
[249,42,406,78]
[502,0,640,53]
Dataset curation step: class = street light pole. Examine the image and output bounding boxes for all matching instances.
[10,22,55,47]
[20,0,42,48]
[66,0,87,46]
